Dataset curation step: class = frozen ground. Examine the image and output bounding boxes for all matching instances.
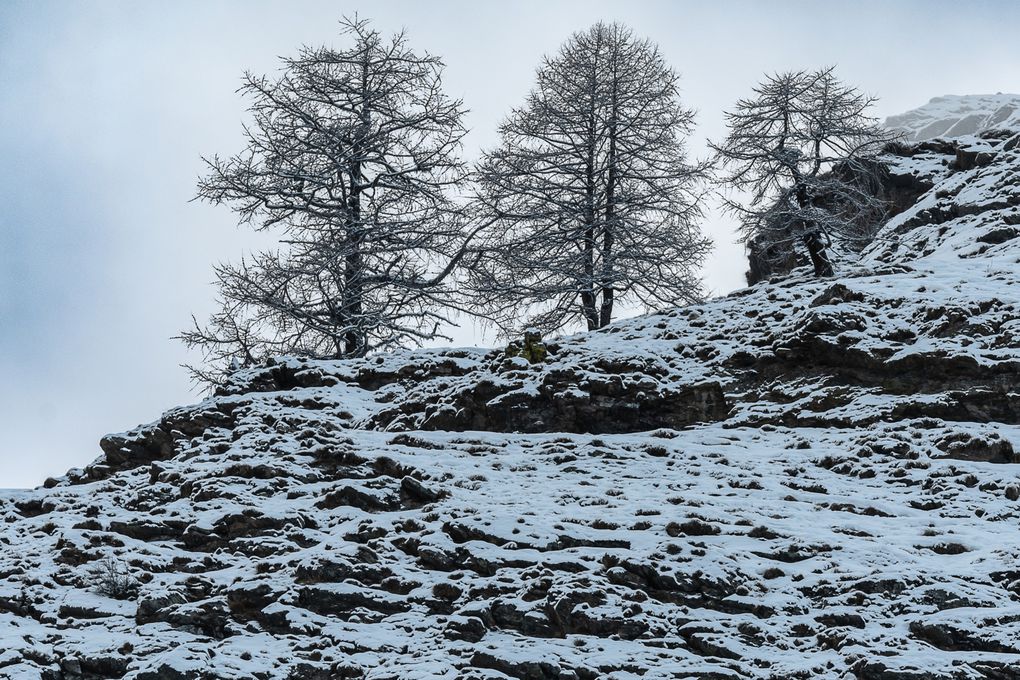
[1,97,1020,679]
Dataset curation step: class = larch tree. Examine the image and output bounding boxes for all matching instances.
[469,22,711,336]
[711,67,900,279]
[179,18,477,384]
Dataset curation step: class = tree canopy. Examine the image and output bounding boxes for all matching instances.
[468,22,711,336]
[711,67,899,278]
[180,18,474,383]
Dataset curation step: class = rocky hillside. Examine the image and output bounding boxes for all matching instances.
[2,102,1020,680]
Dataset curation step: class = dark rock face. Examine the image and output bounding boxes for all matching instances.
[58,655,132,679]
[909,620,1020,654]
[746,234,803,286]
[215,352,477,396]
[934,430,1018,463]
[371,369,730,435]
[99,424,175,471]
[419,378,729,434]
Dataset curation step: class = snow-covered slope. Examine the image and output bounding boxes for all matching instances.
[885,93,1020,141]
[2,110,1020,680]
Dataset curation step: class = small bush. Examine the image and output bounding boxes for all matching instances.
[92,557,138,600]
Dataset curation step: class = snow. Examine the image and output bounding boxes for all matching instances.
[886,93,1020,141]
[1,103,1020,678]
[3,418,1019,677]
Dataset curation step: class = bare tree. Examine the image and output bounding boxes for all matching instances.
[180,17,475,383]
[469,22,711,336]
[711,67,900,279]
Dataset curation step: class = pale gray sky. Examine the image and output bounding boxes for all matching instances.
[2,0,1018,488]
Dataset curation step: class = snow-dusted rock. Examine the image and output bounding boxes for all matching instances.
[3,100,1020,679]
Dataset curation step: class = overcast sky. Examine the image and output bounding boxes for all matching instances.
[1,0,1018,488]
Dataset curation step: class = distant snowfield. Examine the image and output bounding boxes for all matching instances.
[885,93,1020,141]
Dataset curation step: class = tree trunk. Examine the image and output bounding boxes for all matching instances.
[598,232,615,327]
[580,47,600,332]
[343,240,363,354]
[580,131,598,329]
[803,230,834,277]
[343,159,364,355]
[343,54,372,357]
[581,221,599,331]
[794,184,832,277]
[599,55,619,329]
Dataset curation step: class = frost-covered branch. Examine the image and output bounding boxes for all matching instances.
[180,17,474,385]
[711,67,901,281]
[468,22,711,337]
